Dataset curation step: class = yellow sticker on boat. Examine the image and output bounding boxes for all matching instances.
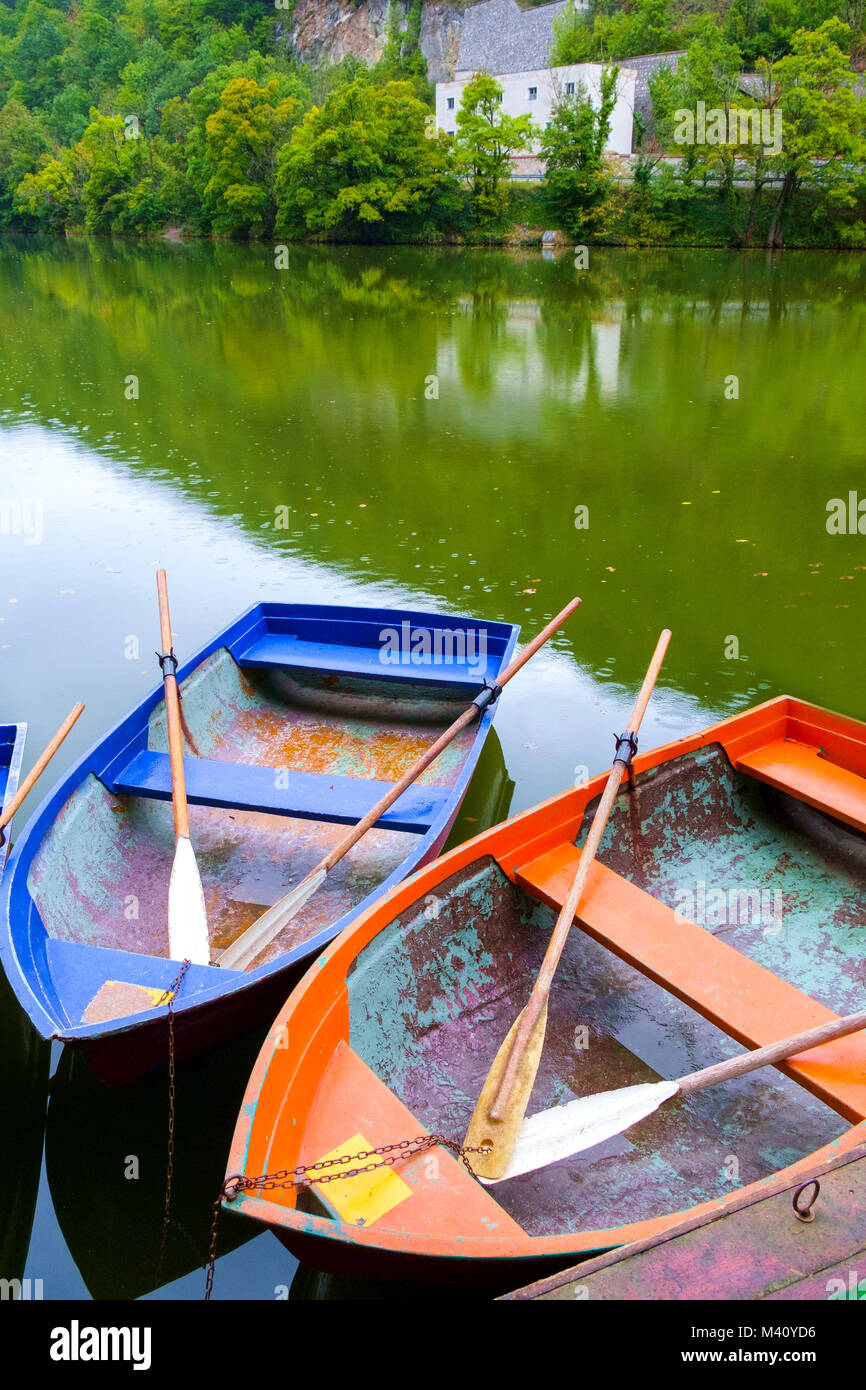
[82,980,170,1024]
[308,1132,412,1227]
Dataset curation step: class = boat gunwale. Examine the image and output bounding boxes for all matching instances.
[0,721,27,873]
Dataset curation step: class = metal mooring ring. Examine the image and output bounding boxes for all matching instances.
[792,1178,820,1222]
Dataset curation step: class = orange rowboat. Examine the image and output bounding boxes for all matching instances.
[224,696,866,1290]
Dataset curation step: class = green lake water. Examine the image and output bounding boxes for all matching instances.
[0,237,864,1300]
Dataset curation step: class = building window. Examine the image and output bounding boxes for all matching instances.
[496,93,503,103]
[565,82,575,96]
[447,96,455,110]
[447,130,455,136]
[528,86,537,101]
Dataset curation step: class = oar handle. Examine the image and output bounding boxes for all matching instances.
[677,1007,866,1097]
[0,703,85,839]
[156,569,190,842]
[490,628,671,1120]
[318,597,582,877]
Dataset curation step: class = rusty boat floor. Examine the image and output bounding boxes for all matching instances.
[0,603,516,1082]
[226,696,866,1286]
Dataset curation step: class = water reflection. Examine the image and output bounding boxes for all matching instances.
[0,970,49,1287]
[1,238,862,721]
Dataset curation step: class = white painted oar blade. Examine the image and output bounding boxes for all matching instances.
[168,835,210,966]
[218,866,327,972]
[481,1080,681,1184]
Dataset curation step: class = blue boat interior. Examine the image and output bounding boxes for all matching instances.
[2,605,516,1038]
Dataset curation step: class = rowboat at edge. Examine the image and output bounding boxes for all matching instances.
[224,695,866,1289]
[0,602,517,1085]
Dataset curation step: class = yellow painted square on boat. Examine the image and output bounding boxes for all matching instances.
[82,980,170,1024]
[308,1132,412,1227]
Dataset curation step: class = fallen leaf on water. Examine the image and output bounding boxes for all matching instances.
[522,587,536,594]
[753,572,768,577]
[606,566,616,572]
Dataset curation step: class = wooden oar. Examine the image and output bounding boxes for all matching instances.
[0,703,85,846]
[156,570,210,966]
[483,1006,866,1183]
[219,597,583,972]
[464,628,672,1180]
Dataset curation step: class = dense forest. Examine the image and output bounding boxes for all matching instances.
[0,0,863,246]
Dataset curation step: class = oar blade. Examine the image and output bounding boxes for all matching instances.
[482,1079,680,1184]
[218,866,327,972]
[463,1002,549,1180]
[168,835,210,966]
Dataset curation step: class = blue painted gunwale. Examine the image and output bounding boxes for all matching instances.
[0,603,518,1056]
[0,722,28,872]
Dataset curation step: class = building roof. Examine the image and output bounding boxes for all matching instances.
[456,0,573,77]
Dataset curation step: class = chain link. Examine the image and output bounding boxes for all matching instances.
[155,958,191,1287]
[204,1134,491,1300]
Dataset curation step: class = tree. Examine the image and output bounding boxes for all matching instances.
[550,0,593,65]
[0,96,49,226]
[765,18,866,246]
[275,77,460,240]
[662,20,745,238]
[9,1,69,109]
[455,73,535,231]
[201,74,298,235]
[540,67,619,237]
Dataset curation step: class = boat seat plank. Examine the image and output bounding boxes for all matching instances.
[230,632,497,689]
[111,750,445,833]
[294,1040,525,1238]
[736,737,866,834]
[514,845,866,1122]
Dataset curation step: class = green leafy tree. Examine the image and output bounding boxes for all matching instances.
[0,96,49,225]
[275,76,460,240]
[540,67,619,237]
[661,20,745,237]
[455,73,535,231]
[9,2,70,109]
[765,18,866,246]
[551,0,594,64]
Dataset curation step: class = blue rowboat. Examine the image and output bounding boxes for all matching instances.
[0,603,517,1085]
[0,721,27,873]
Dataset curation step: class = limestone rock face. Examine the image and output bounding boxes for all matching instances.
[282,1,465,85]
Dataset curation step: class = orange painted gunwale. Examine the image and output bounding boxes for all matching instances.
[226,695,866,1270]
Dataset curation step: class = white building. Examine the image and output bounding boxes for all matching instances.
[435,64,636,159]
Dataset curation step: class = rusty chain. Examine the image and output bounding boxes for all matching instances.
[155,957,192,1288]
[204,1134,491,1300]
